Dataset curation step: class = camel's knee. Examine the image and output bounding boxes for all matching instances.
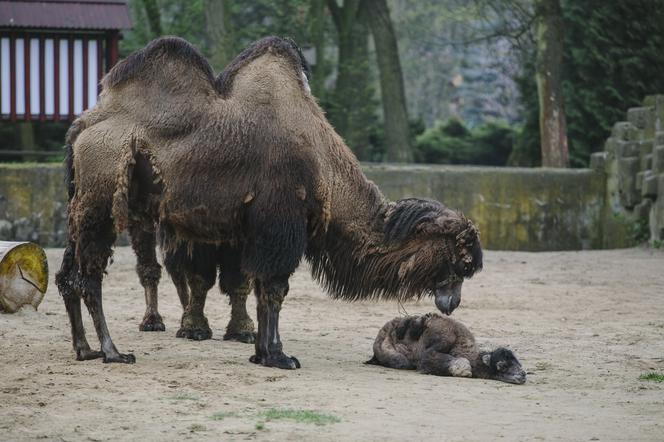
[188,272,215,295]
[56,246,78,296]
[220,270,250,296]
[136,262,161,287]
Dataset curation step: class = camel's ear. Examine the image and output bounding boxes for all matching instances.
[482,353,491,367]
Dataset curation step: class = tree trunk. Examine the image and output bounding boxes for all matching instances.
[141,0,162,38]
[327,0,373,160]
[535,0,568,167]
[363,0,412,162]
[308,0,329,98]
[204,0,233,71]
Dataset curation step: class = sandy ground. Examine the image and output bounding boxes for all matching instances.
[1,246,664,441]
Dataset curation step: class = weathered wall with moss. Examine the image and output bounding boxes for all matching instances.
[1,162,620,251]
[0,164,67,246]
[365,164,609,251]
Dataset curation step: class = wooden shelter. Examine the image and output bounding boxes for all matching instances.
[0,0,131,122]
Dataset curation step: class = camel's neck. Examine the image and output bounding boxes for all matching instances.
[305,129,412,301]
[316,134,391,251]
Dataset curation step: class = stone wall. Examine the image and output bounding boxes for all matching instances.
[0,164,67,246]
[1,162,615,251]
[590,94,664,245]
[365,164,607,251]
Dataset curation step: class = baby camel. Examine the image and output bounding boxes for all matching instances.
[367,313,526,384]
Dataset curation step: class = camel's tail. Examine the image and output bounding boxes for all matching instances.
[111,138,138,234]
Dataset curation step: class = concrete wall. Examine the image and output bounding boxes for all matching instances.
[365,164,607,251]
[1,162,619,251]
[0,164,67,247]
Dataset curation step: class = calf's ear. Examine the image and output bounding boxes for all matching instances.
[481,353,491,367]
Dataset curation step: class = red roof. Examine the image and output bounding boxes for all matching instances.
[0,0,131,30]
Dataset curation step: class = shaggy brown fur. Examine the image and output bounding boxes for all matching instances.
[367,313,526,384]
[56,36,482,368]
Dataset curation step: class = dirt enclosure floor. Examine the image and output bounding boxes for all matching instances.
[1,247,664,441]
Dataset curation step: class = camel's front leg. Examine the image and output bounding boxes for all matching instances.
[250,276,300,369]
[218,246,255,343]
[417,349,471,378]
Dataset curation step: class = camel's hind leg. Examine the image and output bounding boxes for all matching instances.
[55,242,103,360]
[218,246,255,343]
[129,222,164,332]
[74,213,134,363]
[367,320,414,369]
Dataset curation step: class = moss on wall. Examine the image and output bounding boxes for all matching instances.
[0,164,67,247]
[0,162,626,251]
[365,164,613,251]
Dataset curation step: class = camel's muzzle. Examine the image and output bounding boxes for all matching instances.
[434,280,462,315]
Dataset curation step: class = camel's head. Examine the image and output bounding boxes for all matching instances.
[481,348,526,384]
[384,198,483,315]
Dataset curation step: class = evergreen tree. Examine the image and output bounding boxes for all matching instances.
[563,0,664,166]
[514,0,664,167]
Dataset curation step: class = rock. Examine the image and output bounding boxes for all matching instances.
[636,171,644,191]
[642,171,658,198]
[627,107,653,130]
[642,154,653,171]
[615,140,639,158]
[634,199,652,220]
[618,157,640,209]
[653,145,664,174]
[12,218,38,242]
[0,220,12,240]
[655,132,664,146]
[611,122,639,141]
[590,152,607,172]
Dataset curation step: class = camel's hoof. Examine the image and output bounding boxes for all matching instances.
[176,327,212,341]
[139,313,166,332]
[103,353,136,364]
[250,353,300,369]
[75,348,104,361]
[223,331,256,344]
[449,358,472,377]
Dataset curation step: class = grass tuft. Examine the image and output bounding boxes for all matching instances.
[210,411,236,421]
[188,424,206,432]
[260,408,340,426]
[639,372,664,383]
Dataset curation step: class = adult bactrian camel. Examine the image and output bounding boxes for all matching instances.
[56,36,483,369]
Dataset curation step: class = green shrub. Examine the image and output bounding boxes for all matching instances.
[414,119,515,166]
